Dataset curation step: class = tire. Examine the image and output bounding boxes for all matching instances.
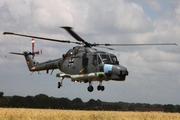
[97,85,101,91]
[87,86,94,92]
[101,86,105,91]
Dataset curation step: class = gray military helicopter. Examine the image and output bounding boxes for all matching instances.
[3,27,177,92]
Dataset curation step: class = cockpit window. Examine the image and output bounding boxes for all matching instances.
[110,55,119,64]
[100,54,111,64]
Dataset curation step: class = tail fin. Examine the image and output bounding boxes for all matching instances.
[10,38,42,71]
[10,51,38,71]
[24,51,38,71]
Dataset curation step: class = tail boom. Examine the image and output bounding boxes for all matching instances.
[23,51,60,72]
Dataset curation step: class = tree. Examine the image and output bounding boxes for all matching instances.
[0,92,8,107]
[34,94,50,108]
[128,104,135,111]
[163,104,175,112]
[58,98,71,109]
[0,92,4,98]
[86,99,96,107]
[134,103,144,108]
[72,98,84,109]
[25,96,35,108]
[174,105,180,113]
[72,98,83,104]
[8,96,27,107]
[96,99,102,106]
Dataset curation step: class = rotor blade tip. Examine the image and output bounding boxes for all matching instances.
[3,32,14,35]
[171,43,178,46]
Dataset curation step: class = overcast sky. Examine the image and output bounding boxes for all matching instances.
[0,0,180,105]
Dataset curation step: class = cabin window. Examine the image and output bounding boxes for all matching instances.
[83,58,88,67]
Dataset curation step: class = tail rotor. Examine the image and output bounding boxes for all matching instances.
[10,38,42,59]
[10,38,41,72]
[31,38,42,59]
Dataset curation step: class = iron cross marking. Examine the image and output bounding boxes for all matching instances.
[68,58,74,67]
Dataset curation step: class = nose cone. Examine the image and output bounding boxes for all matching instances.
[112,65,128,76]
[104,64,128,81]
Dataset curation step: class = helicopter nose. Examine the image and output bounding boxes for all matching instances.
[104,64,128,80]
[113,65,128,76]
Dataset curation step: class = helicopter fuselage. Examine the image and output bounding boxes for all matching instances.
[25,46,128,83]
[58,46,128,82]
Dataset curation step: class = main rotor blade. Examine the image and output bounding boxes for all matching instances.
[3,32,81,45]
[96,46,114,50]
[61,26,91,47]
[98,43,177,46]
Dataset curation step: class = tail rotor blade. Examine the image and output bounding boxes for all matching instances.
[34,49,42,55]
[32,38,35,53]
[39,49,42,54]
[31,38,35,59]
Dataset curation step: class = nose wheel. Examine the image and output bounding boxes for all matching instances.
[87,85,94,92]
[87,81,94,92]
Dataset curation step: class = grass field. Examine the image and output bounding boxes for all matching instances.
[0,108,180,120]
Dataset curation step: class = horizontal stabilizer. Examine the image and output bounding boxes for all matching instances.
[3,32,14,35]
[10,52,24,55]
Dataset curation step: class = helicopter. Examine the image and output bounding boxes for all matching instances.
[3,27,177,92]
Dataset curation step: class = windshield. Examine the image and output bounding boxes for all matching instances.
[100,54,111,64]
[110,55,119,65]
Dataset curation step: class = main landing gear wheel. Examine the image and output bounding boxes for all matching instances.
[87,85,94,92]
[97,85,105,91]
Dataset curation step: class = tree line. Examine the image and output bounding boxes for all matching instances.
[0,92,180,112]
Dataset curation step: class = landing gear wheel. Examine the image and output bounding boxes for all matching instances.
[87,85,94,92]
[101,86,105,91]
[97,85,101,91]
[58,82,62,89]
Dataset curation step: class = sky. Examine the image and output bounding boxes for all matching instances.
[0,0,180,105]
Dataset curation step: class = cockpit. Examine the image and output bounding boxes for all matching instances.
[64,46,119,65]
[94,53,119,65]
